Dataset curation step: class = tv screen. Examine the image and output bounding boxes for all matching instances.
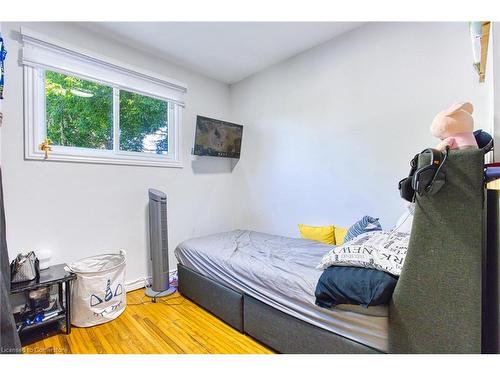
[194,116,243,158]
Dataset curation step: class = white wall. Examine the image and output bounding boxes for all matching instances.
[229,22,493,236]
[1,22,234,286]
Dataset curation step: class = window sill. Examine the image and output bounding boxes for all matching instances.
[25,150,183,169]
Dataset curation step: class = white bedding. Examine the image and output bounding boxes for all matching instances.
[317,230,409,276]
[174,230,389,352]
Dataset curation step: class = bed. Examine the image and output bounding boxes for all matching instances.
[175,230,388,352]
[175,149,487,353]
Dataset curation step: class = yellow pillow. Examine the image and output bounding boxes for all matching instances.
[334,227,348,245]
[298,224,335,245]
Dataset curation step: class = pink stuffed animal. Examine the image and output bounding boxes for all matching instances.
[430,102,478,151]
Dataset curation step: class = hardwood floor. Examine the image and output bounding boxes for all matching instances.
[22,289,273,354]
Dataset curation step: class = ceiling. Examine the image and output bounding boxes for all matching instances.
[81,22,364,84]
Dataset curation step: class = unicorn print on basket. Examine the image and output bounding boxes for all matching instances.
[90,279,123,317]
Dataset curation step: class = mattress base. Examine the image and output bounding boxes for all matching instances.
[244,294,380,354]
[177,263,382,354]
[178,263,243,332]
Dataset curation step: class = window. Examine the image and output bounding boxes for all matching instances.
[44,71,171,156]
[118,88,169,154]
[46,71,114,151]
[21,27,186,167]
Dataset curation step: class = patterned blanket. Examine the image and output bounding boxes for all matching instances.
[317,231,410,276]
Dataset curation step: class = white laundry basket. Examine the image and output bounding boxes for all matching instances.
[69,250,127,327]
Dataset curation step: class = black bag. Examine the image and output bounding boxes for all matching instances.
[10,252,40,283]
[398,148,448,203]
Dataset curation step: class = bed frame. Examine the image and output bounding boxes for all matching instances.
[178,263,381,353]
[178,149,494,353]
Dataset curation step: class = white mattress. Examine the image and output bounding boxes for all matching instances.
[175,230,388,352]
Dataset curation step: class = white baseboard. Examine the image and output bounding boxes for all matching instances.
[124,269,177,292]
[125,278,148,292]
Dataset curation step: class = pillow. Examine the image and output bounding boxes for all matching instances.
[298,224,335,245]
[393,204,415,234]
[317,230,410,276]
[344,215,382,242]
[334,227,348,245]
[315,266,398,308]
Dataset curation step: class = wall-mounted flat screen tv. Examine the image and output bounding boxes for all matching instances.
[193,116,243,158]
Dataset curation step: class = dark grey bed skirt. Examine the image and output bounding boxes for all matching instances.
[177,263,380,354]
[177,262,243,332]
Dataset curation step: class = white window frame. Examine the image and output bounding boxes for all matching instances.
[21,27,186,168]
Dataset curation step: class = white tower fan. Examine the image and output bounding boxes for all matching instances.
[146,188,176,298]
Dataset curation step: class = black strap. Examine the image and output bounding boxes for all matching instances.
[425,147,449,193]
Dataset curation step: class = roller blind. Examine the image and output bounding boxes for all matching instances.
[19,27,187,106]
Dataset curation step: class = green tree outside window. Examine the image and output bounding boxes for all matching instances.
[45,71,169,154]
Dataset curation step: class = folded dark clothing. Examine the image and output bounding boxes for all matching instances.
[315,266,398,308]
